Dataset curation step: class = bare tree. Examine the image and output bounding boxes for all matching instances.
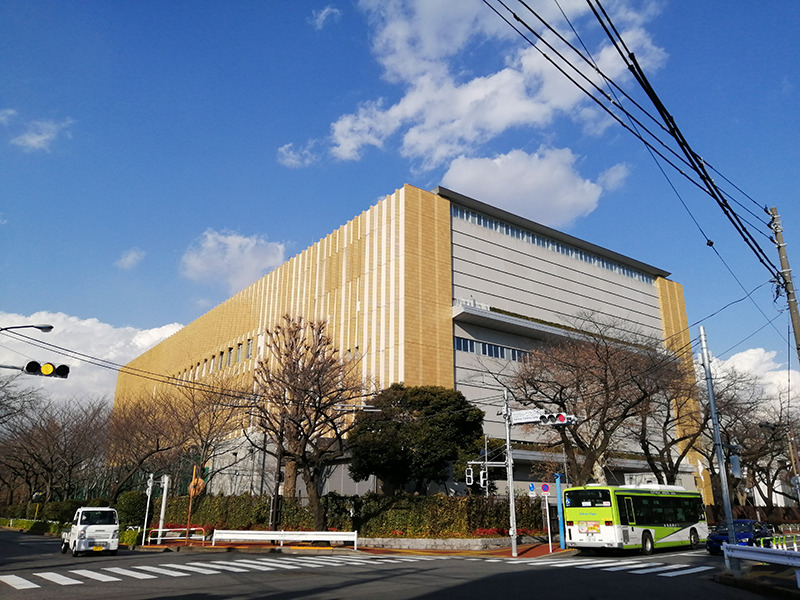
[106,391,189,502]
[0,374,40,430]
[173,373,249,486]
[511,314,686,485]
[249,315,370,530]
[0,397,110,502]
[627,368,704,485]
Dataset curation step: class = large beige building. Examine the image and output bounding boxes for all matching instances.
[116,184,700,494]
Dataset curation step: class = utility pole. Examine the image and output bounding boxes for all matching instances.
[770,207,800,366]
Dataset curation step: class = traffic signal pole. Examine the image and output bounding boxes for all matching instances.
[503,388,518,558]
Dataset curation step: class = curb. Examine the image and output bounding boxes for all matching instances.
[714,572,800,599]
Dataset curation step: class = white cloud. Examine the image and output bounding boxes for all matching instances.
[10,118,74,152]
[277,142,319,168]
[442,148,619,227]
[310,6,342,30]
[0,109,17,125]
[114,248,145,270]
[180,229,285,293]
[714,347,800,404]
[327,0,665,169]
[0,311,182,401]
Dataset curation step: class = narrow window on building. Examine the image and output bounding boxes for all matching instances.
[236,343,243,363]
[227,348,233,367]
[246,339,253,359]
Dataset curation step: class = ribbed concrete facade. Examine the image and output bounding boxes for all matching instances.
[116,184,454,399]
[116,183,699,494]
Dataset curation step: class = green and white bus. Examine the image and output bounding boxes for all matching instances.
[563,484,708,554]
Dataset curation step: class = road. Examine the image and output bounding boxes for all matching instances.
[0,530,765,600]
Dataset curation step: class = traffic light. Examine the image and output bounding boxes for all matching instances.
[24,361,70,379]
[479,470,488,487]
[538,412,575,426]
[465,467,474,486]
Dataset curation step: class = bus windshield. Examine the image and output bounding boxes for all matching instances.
[564,488,612,508]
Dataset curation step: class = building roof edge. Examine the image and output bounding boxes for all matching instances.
[433,185,671,279]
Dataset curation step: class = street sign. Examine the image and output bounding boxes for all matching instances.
[528,483,536,492]
[541,483,550,493]
[511,409,542,425]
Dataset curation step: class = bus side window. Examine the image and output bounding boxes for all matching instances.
[618,495,629,525]
[624,497,636,525]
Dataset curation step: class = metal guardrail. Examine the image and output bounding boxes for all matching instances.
[211,529,358,551]
[146,527,206,545]
[724,542,800,588]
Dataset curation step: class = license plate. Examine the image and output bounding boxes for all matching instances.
[92,546,104,551]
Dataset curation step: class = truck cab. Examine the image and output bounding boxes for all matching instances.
[60,507,120,556]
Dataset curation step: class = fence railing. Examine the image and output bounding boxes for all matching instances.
[724,542,800,588]
[146,527,206,546]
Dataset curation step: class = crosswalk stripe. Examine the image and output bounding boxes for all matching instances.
[33,572,83,585]
[658,566,715,577]
[200,561,251,572]
[575,560,626,569]
[228,560,275,571]
[276,557,334,568]
[0,575,40,590]
[69,569,121,582]
[548,560,586,567]
[629,563,689,575]
[166,563,222,575]
[102,567,158,580]
[250,558,302,569]
[135,565,191,577]
[600,561,656,571]
[312,556,386,565]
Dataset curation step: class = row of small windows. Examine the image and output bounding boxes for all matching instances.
[451,205,655,285]
[182,338,254,381]
[454,336,528,362]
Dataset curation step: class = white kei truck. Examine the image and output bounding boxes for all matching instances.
[60,506,120,556]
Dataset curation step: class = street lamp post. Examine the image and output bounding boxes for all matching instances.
[0,324,55,373]
[0,324,54,334]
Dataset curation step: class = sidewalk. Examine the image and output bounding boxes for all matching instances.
[134,537,800,597]
[133,539,573,560]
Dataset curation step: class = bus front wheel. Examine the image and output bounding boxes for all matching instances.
[641,532,654,555]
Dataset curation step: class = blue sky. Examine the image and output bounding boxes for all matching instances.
[1,1,799,400]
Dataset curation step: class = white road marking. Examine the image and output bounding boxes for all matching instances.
[69,569,121,582]
[0,575,40,590]
[629,563,690,574]
[166,563,222,575]
[199,561,251,572]
[602,561,663,572]
[658,566,715,577]
[33,572,83,585]
[134,565,191,577]
[102,567,158,579]
[250,558,302,569]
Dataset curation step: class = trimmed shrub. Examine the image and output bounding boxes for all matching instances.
[116,491,148,527]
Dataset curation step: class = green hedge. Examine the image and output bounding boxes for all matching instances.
[0,518,63,535]
[151,492,545,537]
[1,493,547,539]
